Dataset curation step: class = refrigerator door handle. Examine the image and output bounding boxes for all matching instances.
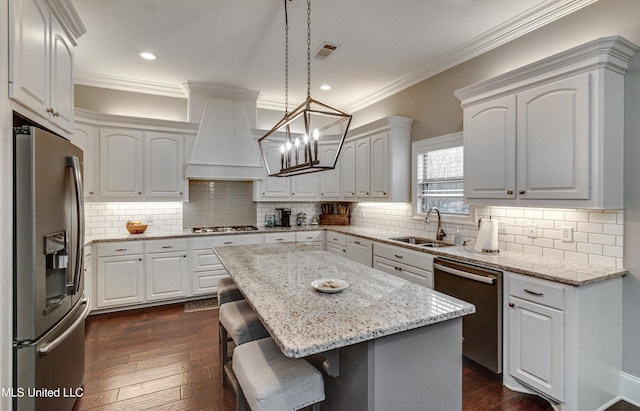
[37,298,89,355]
[67,156,85,294]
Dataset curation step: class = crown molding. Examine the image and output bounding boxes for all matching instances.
[43,0,86,45]
[74,72,187,98]
[74,0,597,113]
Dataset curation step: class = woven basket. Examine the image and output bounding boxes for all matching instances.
[319,214,350,225]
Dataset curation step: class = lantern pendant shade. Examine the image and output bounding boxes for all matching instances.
[259,97,352,177]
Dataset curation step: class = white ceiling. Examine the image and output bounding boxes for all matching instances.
[72,0,596,113]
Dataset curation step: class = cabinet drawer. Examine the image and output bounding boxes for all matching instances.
[146,239,188,254]
[192,249,223,271]
[509,274,565,310]
[374,242,434,270]
[97,241,144,257]
[264,232,296,243]
[296,231,325,243]
[374,256,433,288]
[326,232,347,246]
[192,234,264,249]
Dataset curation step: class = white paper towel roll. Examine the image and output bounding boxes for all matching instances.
[475,218,499,252]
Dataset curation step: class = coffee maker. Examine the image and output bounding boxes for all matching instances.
[276,208,292,227]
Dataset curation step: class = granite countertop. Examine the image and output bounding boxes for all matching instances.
[88,224,626,286]
[322,226,627,286]
[214,243,476,358]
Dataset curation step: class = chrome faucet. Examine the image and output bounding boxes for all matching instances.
[425,207,446,241]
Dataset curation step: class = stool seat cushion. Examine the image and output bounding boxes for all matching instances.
[217,277,244,306]
[219,300,269,345]
[233,337,325,411]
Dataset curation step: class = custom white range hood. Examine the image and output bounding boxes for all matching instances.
[182,81,263,180]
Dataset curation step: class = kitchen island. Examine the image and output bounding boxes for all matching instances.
[215,243,475,411]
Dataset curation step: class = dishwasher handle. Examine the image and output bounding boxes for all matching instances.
[433,263,496,285]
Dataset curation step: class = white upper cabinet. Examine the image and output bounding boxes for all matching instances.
[341,116,412,203]
[77,110,197,202]
[340,141,356,199]
[319,146,342,200]
[9,0,82,134]
[70,122,98,200]
[99,129,145,199]
[146,133,185,199]
[456,37,638,209]
[463,95,516,200]
[253,116,412,202]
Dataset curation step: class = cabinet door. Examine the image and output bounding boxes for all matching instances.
[99,129,144,199]
[370,133,389,198]
[291,170,319,199]
[96,255,144,307]
[258,143,290,199]
[145,251,189,301]
[319,146,342,199]
[464,95,516,199]
[49,16,74,132]
[341,141,356,198]
[516,74,590,200]
[346,237,372,267]
[146,133,185,199]
[355,138,371,198]
[509,296,564,402]
[71,124,98,200]
[9,0,49,119]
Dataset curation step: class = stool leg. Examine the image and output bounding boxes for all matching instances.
[236,385,247,411]
[311,403,321,411]
[220,323,229,385]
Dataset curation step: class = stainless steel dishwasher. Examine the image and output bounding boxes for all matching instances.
[433,257,503,374]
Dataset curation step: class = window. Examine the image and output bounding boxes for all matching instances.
[412,132,474,224]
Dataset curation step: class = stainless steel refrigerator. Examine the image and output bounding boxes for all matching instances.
[13,125,89,411]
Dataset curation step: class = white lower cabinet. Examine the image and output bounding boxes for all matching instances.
[373,243,434,288]
[346,235,373,267]
[295,231,325,249]
[504,272,623,411]
[96,242,145,308]
[264,232,296,244]
[191,234,264,296]
[508,277,564,401]
[145,239,189,301]
[326,232,347,257]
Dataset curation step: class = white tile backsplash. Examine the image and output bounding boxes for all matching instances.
[85,198,624,268]
[85,202,183,240]
[349,204,624,268]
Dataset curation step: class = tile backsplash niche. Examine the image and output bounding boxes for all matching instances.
[85,202,183,239]
[350,203,624,268]
[183,180,256,228]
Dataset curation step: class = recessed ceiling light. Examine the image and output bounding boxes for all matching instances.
[320,84,331,91]
[139,52,157,60]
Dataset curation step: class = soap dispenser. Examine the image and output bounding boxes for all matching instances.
[454,227,463,245]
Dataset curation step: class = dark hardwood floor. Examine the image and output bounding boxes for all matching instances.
[73,303,637,411]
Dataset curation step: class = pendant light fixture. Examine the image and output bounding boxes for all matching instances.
[258,0,352,177]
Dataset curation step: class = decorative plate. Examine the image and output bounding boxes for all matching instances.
[311,278,349,293]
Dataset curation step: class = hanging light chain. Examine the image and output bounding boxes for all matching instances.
[284,0,290,115]
[306,0,312,99]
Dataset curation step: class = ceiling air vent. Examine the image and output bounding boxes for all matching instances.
[313,42,339,59]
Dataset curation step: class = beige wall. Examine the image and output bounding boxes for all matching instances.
[350,0,640,142]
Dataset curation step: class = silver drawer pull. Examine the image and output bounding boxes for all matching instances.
[394,254,404,259]
[354,241,361,245]
[162,245,174,249]
[223,241,233,245]
[524,289,544,296]
[276,238,284,241]
[115,248,127,252]
[306,236,313,239]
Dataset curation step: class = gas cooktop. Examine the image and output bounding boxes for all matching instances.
[191,225,259,233]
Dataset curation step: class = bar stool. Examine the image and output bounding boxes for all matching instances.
[219,299,269,385]
[233,337,325,411]
[217,277,244,306]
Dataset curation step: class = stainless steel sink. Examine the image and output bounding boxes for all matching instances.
[388,236,455,248]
